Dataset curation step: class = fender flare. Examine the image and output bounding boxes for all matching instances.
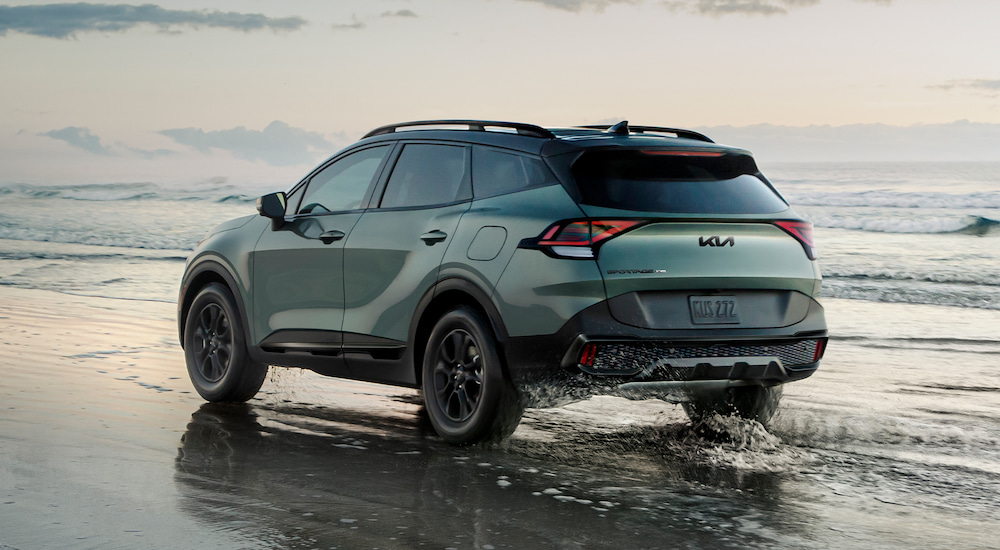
[178,256,251,349]
[407,276,510,384]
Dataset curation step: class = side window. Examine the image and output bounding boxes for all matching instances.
[298,145,390,215]
[379,144,470,209]
[472,146,557,199]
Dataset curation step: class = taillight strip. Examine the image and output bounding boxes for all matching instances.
[774,220,817,260]
[524,219,648,259]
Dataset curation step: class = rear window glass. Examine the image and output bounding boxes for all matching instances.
[571,150,788,214]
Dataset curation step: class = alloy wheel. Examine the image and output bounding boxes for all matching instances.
[192,303,233,383]
[432,329,484,422]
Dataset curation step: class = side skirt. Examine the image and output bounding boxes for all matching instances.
[251,329,415,388]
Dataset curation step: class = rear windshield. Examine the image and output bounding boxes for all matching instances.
[570,150,788,214]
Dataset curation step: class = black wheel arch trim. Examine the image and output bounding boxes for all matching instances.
[178,256,251,351]
[408,276,511,387]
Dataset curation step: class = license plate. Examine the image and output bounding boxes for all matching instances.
[689,296,741,325]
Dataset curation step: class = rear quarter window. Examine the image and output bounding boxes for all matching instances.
[472,146,558,199]
[571,150,788,214]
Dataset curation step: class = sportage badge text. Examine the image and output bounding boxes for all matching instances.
[606,269,668,275]
[699,236,735,247]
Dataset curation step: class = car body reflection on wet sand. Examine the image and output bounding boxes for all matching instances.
[175,399,803,549]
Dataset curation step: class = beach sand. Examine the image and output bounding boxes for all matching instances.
[2,286,999,549]
[0,288,231,547]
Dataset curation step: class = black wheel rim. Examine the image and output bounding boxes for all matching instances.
[432,329,484,422]
[192,303,233,383]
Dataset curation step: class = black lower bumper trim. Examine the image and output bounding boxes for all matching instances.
[500,298,825,406]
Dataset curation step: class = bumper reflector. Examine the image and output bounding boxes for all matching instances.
[812,338,828,362]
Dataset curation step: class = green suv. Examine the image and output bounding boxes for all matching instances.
[178,120,827,444]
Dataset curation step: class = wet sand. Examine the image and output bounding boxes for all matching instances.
[2,286,999,549]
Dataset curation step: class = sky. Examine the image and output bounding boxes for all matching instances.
[1,0,999,185]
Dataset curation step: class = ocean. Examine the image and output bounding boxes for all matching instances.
[1,162,997,309]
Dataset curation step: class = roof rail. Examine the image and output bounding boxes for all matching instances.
[577,124,714,143]
[363,120,555,140]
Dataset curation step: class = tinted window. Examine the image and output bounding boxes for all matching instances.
[298,145,390,215]
[571,150,788,214]
[380,144,470,208]
[472,147,557,198]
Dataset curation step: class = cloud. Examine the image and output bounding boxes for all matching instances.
[41,126,113,155]
[521,0,885,14]
[515,0,638,11]
[930,79,1000,94]
[119,144,175,159]
[331,15,366,30]
[40,126,180,157]
[159,121,338,167]
[0,3,306,39]
[381,9,417,17]
[662,0,819,16]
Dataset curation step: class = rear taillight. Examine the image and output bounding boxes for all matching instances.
[521,219,645,259]
[774,220,817,260]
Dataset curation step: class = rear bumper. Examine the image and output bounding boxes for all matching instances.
[501,296,827,405]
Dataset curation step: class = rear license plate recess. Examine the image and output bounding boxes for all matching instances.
[689,296,741,325]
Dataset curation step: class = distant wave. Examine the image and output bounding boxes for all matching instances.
[811,215,999,235]
[217,194,256,203]
[833,335,1000,356]
[822,279,1000,310]
[956,216,1000,235]
[0,229,198,251]
[786,190,1000,209]
[0,182,260,203]
[824,271,1000,288]
[835,335,1000,346]
[0,250,186,262]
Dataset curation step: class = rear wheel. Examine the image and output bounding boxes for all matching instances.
[682,384,782,426]
[422,307,523,445]
[184,283,267,402]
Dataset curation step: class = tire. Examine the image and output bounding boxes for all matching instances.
[184,283,267,402]
[682,384,783,427]
[422,306,524,445]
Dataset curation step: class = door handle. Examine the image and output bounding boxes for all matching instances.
[420,230,448,245]
[319,230,345,244]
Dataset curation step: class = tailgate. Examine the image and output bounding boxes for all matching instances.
[595,221,820,329]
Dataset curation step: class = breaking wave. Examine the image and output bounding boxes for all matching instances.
[821,279,1000,310]
[811,214,999,235]
[0,225,202,251]
[0,249,186,263]
[823,270,1000,288]
[786,190,1000,210]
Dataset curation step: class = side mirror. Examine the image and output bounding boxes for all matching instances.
[256,192,286,220]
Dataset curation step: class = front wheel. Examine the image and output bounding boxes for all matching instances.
[682,384,783,427]
[184,283,267,402]
[422,307,523,445]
